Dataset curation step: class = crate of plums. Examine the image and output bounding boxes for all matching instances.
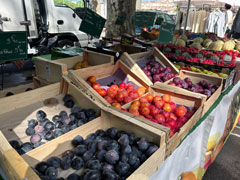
[106,83,204,157]
[0,83,34,98]
[0,108,166,180]
[164,70,223,116]
[0,79,105,167]
[66,60,150,109]
[119,47,180,86]
[34,50,114,85]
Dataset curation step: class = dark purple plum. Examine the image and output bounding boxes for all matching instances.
[83,150,94,162]
[36,162,50,174]
[77,120,84,127]
[76,111,86,120]
[71,106,81,114]
[52,115,61,123]
[105,140,119,151]
[199,80,208,88]
[21,142,33,153]
[82,170,101,180]
[105,150,119,164]
[26,127,35,136]
[132,158,141,169]
[47,157,61,168]
[181,81,188,89]
[146,144,158,156]
[128,152,138,166]
[63,94,73,102]
[129,132,136,145]
[44,121,54,131]
[64,100,75,108]
[33,142,45,148]
[210,88,216,94]
[36,110,46,121]
[85,109,96,118]
[173,77,182,85]
[59,110,68,118]
[97,140,108,150]
[87,159,101,170]
[62,150,75,159]
[203,89,212,98]
[116,162,130,176]
[102,170,119,180]
[71,157,84,170]
[54,121,64,129]
[137,138,149,151]
[140,154,148,163]
[96,149,106,161]
[62,116,71,125]
[184,77,191,83]
[54,129,64,137]
[45,167,58,179]
[207,83,214,89]
[9,140,20,149]
[120,154,128,163]
[60,156,71,170]
[102,163,114,172]
[44,131,55,141]
[75,144,87,156]
[132,146,142,158]
[121,145,132,154]
[67,173,80,180]
[72,135,84,147]
[118,134,129,146]
[28,119,38,128]
[95,129,106,137]
[106,127,118,139]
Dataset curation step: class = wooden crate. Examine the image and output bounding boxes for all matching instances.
[163,70,223,117]
[0,79,104,166]
[34,50,114,84]
[67,60,150,106]
[120,47,179,86]
[115,83,204,157]
[109,44,147,54]
[0,83,34,98]
[0,108,166,180]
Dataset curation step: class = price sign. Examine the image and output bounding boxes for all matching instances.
[0,31,27,62]
[158,22,176,44]
[79,8,106,38]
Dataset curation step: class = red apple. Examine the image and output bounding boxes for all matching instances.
[169,102,176,111]
[166,118,177,129]
[169,113,177,121]
[162,111,170,118]
[116,92,124,102]
[107,88,117,98]
[92,82,101,91]
[150,106,160,116]
[154,114,165,124]
[98,88,107,97]
[124,96,132,104]
[104,96,113,103]
[154,100,165,109]
[119,82,127,89]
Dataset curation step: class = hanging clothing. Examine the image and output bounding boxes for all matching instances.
[231,8,240,33]
[206,10,227,38]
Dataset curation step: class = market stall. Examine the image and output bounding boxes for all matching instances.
[0,1,240,180]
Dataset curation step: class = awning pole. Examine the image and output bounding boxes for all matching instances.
[183,0,191,35]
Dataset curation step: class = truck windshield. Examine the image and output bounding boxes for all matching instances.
[54,0,84,9]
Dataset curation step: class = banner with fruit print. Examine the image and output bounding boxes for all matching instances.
[204,82,240,172]
[149,82,240,180]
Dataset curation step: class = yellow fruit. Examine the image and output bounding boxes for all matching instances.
[203,39,212,48]
[193,37,203,44]
[203,70,209,74]
[190,66,197,72]
[73,62,82,70]
[208,41,223,51]
[181,172,197,180]
[235,42,240,51]
[189,42,202,49]
[179,35,188,42]
[219,73,228,78]
[196,68,202,73]
[223,40,235,50]
[81,60,88,68]
[175,38,186,47]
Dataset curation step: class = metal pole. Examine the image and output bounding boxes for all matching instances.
[183,0,191,35]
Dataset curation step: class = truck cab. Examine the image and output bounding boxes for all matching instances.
[0,0,94,55]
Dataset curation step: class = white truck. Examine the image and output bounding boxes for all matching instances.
[0,0,94,55]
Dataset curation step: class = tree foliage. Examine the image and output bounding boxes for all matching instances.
[54,0,84,8]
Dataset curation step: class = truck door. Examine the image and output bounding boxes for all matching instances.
[45,0,88,42]
[0,0,38,39]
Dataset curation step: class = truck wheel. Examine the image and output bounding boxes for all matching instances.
[57,39,74,49]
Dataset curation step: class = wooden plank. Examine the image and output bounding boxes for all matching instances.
[35,57,67,83]
[85,50,114,66]
[0,83,60,114]
[33,76,51,88]
[0,83,34,98]
[0,131,40,180]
